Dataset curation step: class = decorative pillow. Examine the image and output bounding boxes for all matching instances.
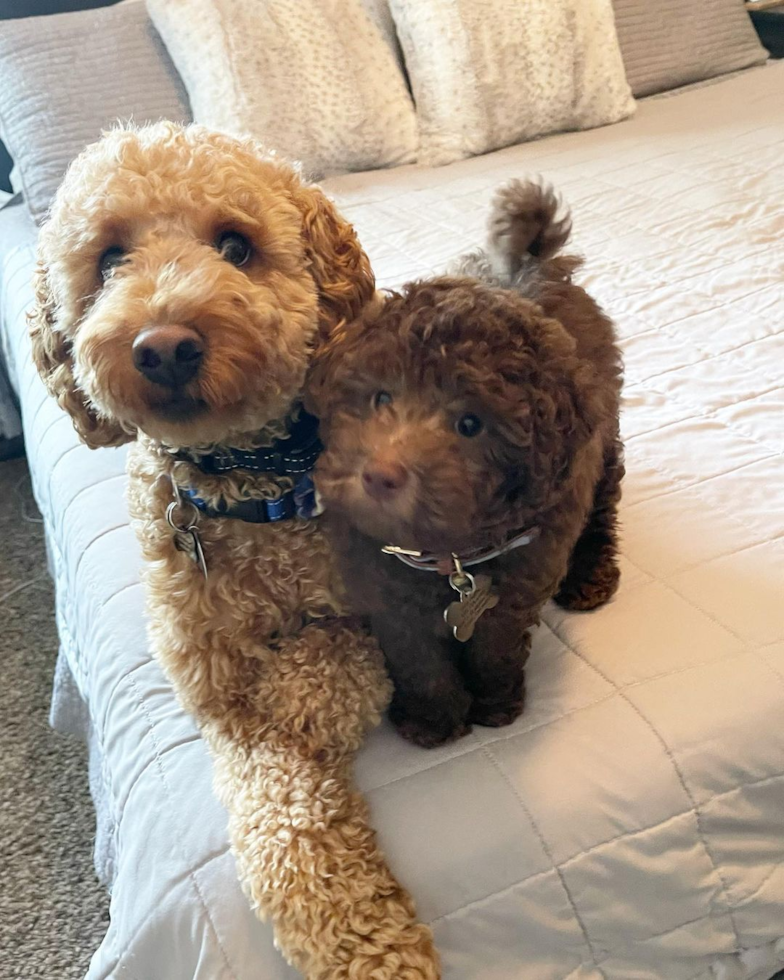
[0,2,191,224]
[612,0,767,98]
[388,0,635,167]
[146,0,418,178]
[360,0,407,77]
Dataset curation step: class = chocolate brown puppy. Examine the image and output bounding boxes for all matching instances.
[308,179,624,747]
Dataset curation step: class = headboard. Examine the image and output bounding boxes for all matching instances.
[0,0,122,192]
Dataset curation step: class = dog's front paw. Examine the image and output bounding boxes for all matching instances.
[389,701,471,748]
[396,716,472,749]
[469,696,524,729]
[555,560,620,611]
[389,685,473,749]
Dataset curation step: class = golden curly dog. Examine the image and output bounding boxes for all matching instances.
[29,122,438,980]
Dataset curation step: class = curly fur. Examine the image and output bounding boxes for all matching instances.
[30,122,437,978]
[308,178,624,748]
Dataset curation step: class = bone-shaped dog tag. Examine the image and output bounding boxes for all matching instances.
[444,573,499,642]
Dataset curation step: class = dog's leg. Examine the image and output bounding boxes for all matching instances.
[131,462,437,976]
[202,620,440,980]
[373,611,472,748]
[555,437,624,611]
[461,595,535,729]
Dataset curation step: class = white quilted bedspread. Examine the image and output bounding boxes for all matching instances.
[2,63,783,980]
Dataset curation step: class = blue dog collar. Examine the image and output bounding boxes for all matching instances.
[170,407,324,525]
[183,472,322,525]
[169,408,322,479]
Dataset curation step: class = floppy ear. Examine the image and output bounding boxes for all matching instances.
[292,184,375,343]
[28,258,131,449]
[303,331,343,419]
[496,309,604,506]
[303,289,388,421]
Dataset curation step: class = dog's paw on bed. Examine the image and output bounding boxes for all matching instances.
[468,695,524,729]
[389,702,472,748]
[554,557,620,611]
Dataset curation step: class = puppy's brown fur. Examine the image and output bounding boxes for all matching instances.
[30,123,437,978]
[308,180,624,748]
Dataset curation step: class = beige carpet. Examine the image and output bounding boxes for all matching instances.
[0,455,109,980]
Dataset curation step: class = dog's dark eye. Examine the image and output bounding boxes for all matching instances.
[217,231,252,267]
[456,413,483,437]
[99,246,126,280]
[372,391,393,410]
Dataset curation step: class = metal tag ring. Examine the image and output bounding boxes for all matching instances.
[166,499,200,533]
[449,569,475,596]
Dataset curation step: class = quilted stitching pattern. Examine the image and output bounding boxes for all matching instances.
[1,62,783,980]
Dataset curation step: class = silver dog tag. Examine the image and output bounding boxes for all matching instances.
[173,526,208,579]
[166,497,208,579]
[444,571,499,642]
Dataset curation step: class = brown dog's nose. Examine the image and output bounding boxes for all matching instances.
[362,460,409,500]
[132,325,203,388]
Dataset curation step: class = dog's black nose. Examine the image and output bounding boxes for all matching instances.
[132,325,203,387]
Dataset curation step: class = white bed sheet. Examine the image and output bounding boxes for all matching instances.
[2,62,783,980]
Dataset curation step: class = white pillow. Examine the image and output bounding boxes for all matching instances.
[389,0,636,167]
[146,0,418,177]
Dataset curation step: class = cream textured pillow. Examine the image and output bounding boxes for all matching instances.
[389,0,635,167]
[146,0,418,177]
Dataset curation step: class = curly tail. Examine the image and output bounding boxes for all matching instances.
[487,177,572,282]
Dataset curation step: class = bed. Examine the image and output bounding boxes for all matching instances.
[1,21,784,980]
[0,188,20,446]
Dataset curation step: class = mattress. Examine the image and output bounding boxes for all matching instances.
[0,197,25,440]
[2,62,784,980]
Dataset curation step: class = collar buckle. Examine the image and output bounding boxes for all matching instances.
[381,545,424,558]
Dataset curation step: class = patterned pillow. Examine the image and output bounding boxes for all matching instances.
[0,2,191,223]
[389,0,635,167]
[146,0,418,178]
[612,0,767,98]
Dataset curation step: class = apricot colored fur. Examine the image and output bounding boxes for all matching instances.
[29,122,438,979]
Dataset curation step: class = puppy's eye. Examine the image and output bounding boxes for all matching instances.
[456,413,483,438]
[372,391,393,410]
[217,231,252,267]
[99,246,126,280]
